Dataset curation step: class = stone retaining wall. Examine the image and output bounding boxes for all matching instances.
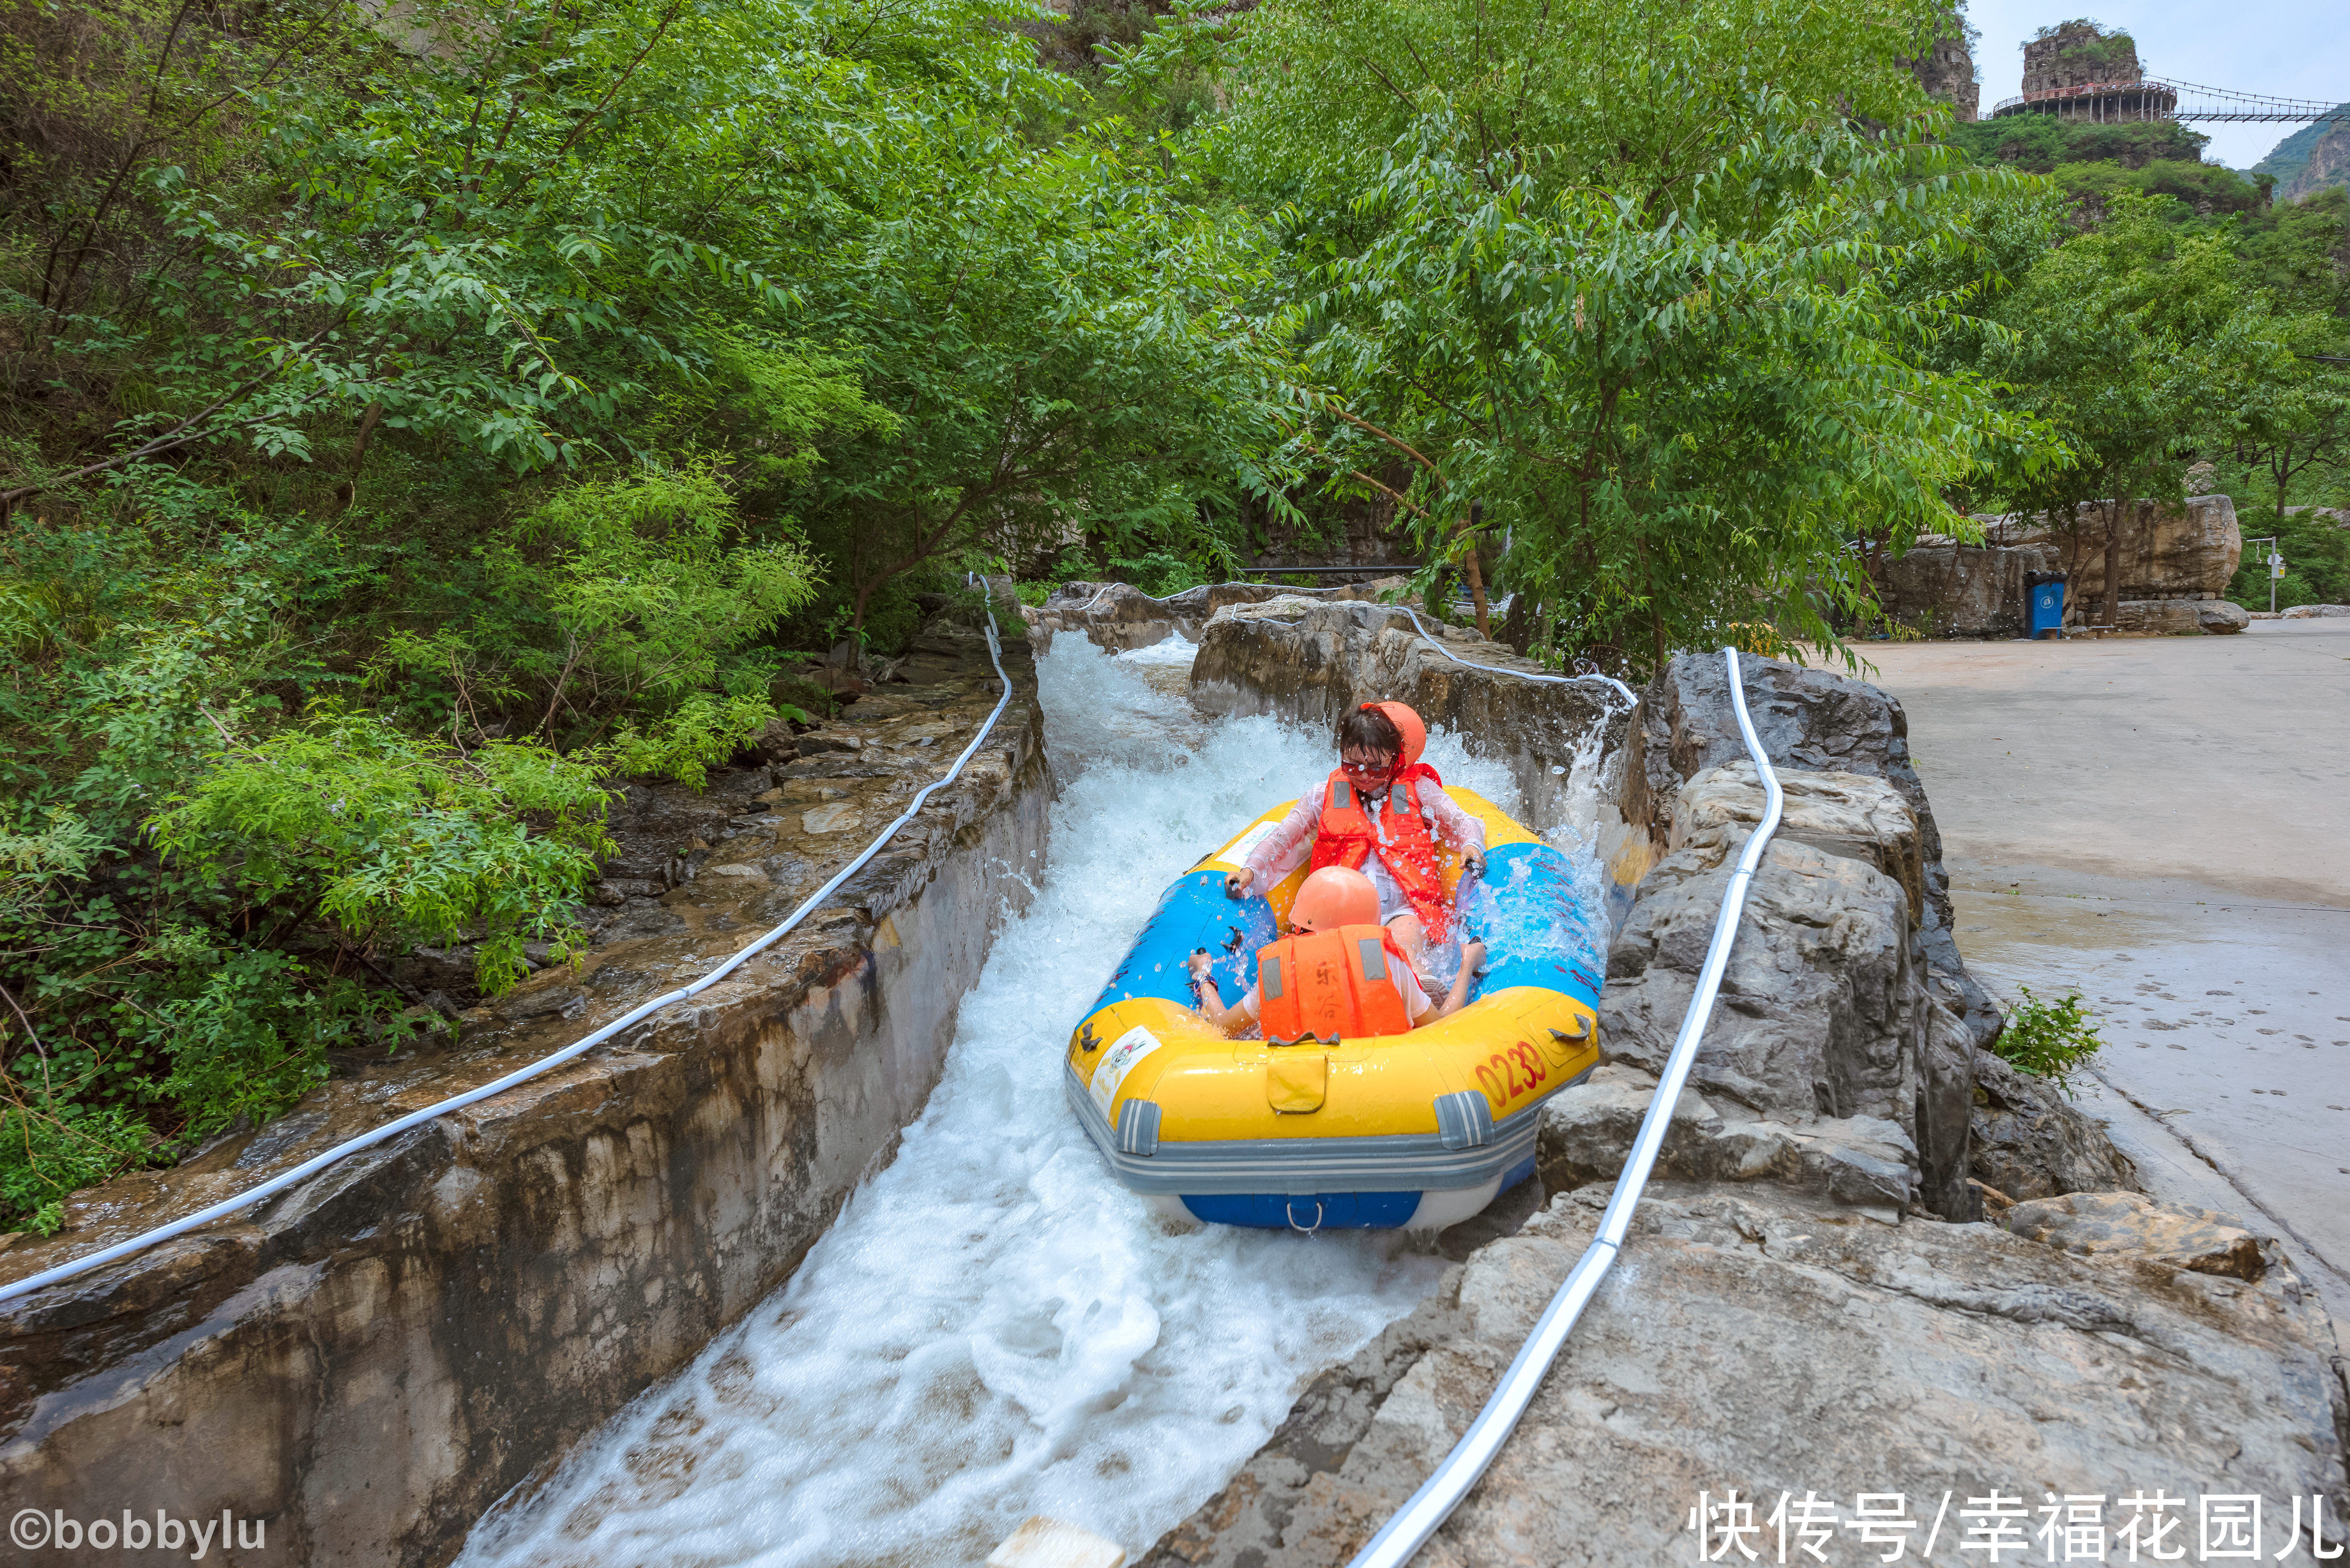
[1979,494,2244,620]
[1185,597,1639,897]
[1879,498,2249,637]
[0,625,1049,1568]
[1875,540,2059,638]
[1026,579,1393,656]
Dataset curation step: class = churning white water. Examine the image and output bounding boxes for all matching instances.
[458,632,1600,1568]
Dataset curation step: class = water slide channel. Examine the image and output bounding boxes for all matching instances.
[458,632,1612,1568]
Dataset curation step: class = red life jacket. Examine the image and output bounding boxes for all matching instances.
[1309,765,1453,941]
[1257,923,1420,1043]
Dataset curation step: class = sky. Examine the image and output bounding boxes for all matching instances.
[1961,0,2350,167]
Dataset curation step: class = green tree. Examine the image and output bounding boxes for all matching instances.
[773,109,1275,641]
[1159,0,2057,668]
[2225,362,2350,528]
[1982,193,2294,617]
[372,465,826,780]
[0,0,1291,1228]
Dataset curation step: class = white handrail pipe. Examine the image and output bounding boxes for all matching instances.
[1342,646,1784,1568]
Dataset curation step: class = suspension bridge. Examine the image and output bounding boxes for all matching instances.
[1989,77,2350,124]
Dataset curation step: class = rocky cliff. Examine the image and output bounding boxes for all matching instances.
[2258,111,2350,201]
[2021,20,2143,94]
[1904,6,1980,121]
[2287,121,2350,201]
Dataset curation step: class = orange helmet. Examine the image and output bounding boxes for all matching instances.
[1291,866,1379,931]
[1361,702,1426,768]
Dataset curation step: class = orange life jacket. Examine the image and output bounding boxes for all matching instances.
[1257,923,1420,1044]
[1309,765,1453,941]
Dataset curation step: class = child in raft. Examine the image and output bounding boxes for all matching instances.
[1221,700,1485,988]
[1186,866,1483,1036]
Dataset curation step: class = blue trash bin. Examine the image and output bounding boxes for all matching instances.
[2026,571,2066,639]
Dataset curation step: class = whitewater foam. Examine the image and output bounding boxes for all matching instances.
[457,635,1595,1568]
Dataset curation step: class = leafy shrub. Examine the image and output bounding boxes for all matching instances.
[373,464,823,782]
[150,949,402,1142]
[1994,984,2106,1092]
[0,1101,156,1237]
[151,707,616,995]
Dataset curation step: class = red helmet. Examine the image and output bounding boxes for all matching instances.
[1291,866,1379,931]
[1361,702,1427,769]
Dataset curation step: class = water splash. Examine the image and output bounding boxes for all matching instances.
[458,635,1596,1568]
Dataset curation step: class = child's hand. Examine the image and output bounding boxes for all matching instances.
[1224,867,1256,898]
[1186,948,1213,980]
[1439,940,1489,1020]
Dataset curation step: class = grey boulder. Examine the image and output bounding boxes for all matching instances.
[1969,1048,2142,1203]
[2197,599,2251,634]
[1598,776,1975,1218]
[1141,1183,2350,1568]
[1623,652,1999,1055]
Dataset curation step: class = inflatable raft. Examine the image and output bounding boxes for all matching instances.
[1064,789,1603,1231]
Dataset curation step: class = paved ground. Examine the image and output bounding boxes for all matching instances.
[1865,618,2350,1322]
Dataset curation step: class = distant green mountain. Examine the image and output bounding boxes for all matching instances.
[2254,110,2350,200]
[1948,117,2270,219]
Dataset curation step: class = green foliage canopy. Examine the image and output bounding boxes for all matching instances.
[151,711,616,995]
[1165,0,2061,667]
[1978,193,2298,602]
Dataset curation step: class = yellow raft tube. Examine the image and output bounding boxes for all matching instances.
[1063,790,1603,1232]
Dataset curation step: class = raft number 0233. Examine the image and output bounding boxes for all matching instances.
[1475,1041,1548,1109]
